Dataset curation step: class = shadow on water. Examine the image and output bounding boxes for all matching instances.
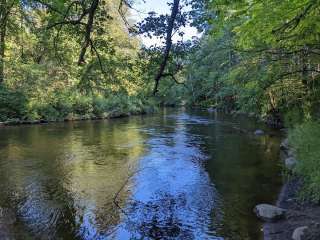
[0,108,282,239]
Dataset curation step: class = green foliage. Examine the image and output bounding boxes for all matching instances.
[0,85,27,121]
[92,96,110,117]
[183,0,320,126]
[284,108,305,128]
[72,96,94,116]
[289,121,320,202]
[0,0,159,122]
[26,92,72,121]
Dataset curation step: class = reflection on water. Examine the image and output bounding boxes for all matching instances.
[0,109,282,239]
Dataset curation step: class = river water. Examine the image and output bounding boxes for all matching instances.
[0,108,282,240]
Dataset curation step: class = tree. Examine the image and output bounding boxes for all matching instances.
[137,0,204,95]
[153,0,180,95]
[183,0,320,123]
[0,0,15,83]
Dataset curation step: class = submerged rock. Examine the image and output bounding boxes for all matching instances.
[254,204,286,222]
[285,157,297,170]
[254,129,265,136]
[292,226,308,240]
[0,208,16,225]
[248,112,256,118]
[287,149,296,158]
[280,138,289,150]
[207,107,216,112]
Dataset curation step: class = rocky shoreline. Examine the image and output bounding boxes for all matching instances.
[256,138,320,240]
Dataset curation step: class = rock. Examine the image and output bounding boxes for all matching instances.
[292,226,308,240]
[254,204,286,222]
[0,208,16,225]
[39,119,48,124]
[254,129,265,136]
[4,119,21,125]
[287,149,296,158]
[207,107,216,113]
[280,138,289,150]
[21,120,40,125]
[285,157,297,170]
[248,112,255,117]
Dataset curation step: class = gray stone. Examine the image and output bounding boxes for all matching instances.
[254,204,286,222]
[0,208,16,225]
[254,129,265,136]
[230,110,236,115]
[287,149,296,158]
[285,157,297,170]
[248,112,256,118]
[292,226,308,240]
[280,138,289,150]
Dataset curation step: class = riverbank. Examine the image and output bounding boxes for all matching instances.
[263,179,320,240]
[212,109,320,239]
[262,139,320,240]
[0,108,156,127]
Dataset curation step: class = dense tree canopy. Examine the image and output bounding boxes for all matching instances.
[0,0,152,121]
[1,0,319,123]
[184,0,320,125]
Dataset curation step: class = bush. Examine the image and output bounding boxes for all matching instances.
[0,85,28,121]
[27,92,73,121]
[72,95,93,115]
[92,96,110,116]
[289,121,320,202]
[0,86,155,122]
[284,108,304,128]
[34,103,61,121]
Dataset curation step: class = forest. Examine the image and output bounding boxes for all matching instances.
[0,0,320,237]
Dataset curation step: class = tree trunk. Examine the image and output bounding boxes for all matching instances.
[0,0,8,84]
[153,0,180,95]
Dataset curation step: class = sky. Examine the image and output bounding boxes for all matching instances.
[131,0,200,47]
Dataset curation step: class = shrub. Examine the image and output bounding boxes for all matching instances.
[0,86,155,122]
[289,121,320,202]
[35,103,61,121]
[72,95,93,115]
[27,92,73,121]
[54,94,73,118]
[0,85,28,121]
[284,108,304,128]
[92,96,111,116]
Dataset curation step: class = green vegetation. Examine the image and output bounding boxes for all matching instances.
[0,0,202,122]
[184,1,320,124]
[289,121,320,202]
[0,0,158,123]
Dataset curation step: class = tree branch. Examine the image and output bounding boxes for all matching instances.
[78,0,99,65]
[272,2,316,34]
[153,0,180,95]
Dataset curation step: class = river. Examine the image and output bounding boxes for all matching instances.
[0,108,282,240]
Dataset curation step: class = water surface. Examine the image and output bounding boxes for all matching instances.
[0,109,282,239]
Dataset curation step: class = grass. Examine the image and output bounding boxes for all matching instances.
[289,121,320,203]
